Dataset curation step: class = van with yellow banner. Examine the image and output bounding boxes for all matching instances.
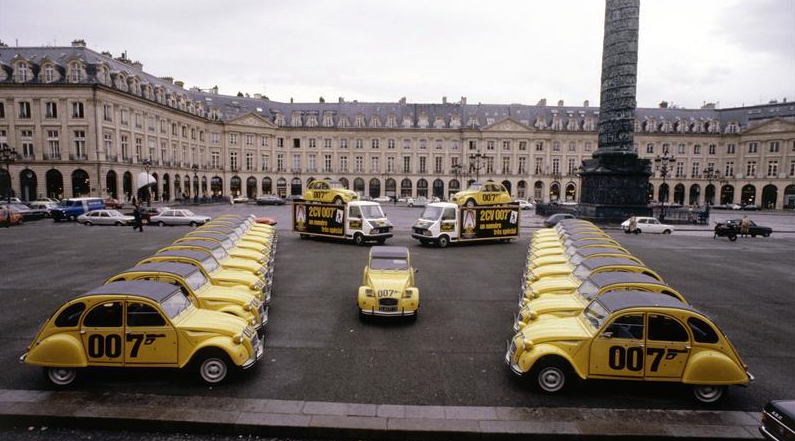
[411,202,520,248]
[292,200,393,246]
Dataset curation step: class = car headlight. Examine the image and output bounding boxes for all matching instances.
[365,288,374,297]
[402,290,412,299]
[522,335,533,351]
[244,303,252,311]
[369,228,376,234]
[234,334,244,344]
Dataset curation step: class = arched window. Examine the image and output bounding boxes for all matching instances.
[761,184,777,209]
[369,178,381,198]
[688,184,701,205]
[673,184,685,205]
[549,182,560,201]
[517,180,527,199]
[740,184,756,205]
[339,177,349,189]
[211,176,223,197]
[276,177,287,197]
[417,179,428,197]
[432,179,444,199]
[231,176,242,196]
[262,177,272,194]
[290,177,302,196]
[68,62,83,83]
[401,179,413,198]
[533,181,544,201]
[448,179,461,198]
[385,178,396,197]
[246,176,257,199]
[353,178,365,195]
[71,169,90,198]
[565,183,576,202]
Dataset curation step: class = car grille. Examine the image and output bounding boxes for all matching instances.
[507,340,517,363]
[379,298,398,306]
[251,332,260,351]
[413,227,426,235]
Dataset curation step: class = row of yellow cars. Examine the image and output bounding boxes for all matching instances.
[505,219,753,404]
[21,214,277,386]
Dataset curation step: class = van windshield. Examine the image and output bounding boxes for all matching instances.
[420,206,443,221]
[360,205,384,219]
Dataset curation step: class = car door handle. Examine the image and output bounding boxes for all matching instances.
[684,345,691,351]
[637,344,645,348]
[79,330,86,335]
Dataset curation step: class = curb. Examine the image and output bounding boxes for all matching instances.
[0,389,763,440]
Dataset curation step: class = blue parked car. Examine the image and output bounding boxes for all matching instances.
[51,197,105,222]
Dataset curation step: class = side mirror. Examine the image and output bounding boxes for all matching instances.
[601,331,613,339]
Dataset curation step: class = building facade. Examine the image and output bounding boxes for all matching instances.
[1,41,794,208]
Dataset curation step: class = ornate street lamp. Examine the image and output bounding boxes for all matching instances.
[654,151,676,221]
[702,164,722,206]
[468,150,489,181]
[1,144,20,204]
[191,164,199,204]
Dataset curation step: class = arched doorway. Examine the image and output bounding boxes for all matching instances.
[720,184,733,204]
[369,178,381,198]
[784,185,795,208]
[517,180,527,199]
[201,176,207,197]
[183,176,191,198]
[211,176,223,197]
[162,174,170,201]
[353,178,365,195]
[276,178,287,197]
[761,184,777,209]
[673,183,685,205]
[20,169,37,201]
[658,183,669,202]
[290,177,301,196]
[501,180,512,196]
[192,175,199,200]
[46,169,64,199]
[174,174,181,199]
[231,176,242,197]
[105,171,118,199]
[705,184,716,205]
[246,176,257,199]
[741,184,756,205]
[549,182,560,201]
[417,178,428,197]
[401,178,412,197]
[533,181,544,202]
[565,182,576,202]
[385,178,396,198]
[647,183,654,203]
[151,173,159,201]
[339,177,349,189]
[71,169,90,198]
[0,169,10,200]
[123,171,133,201]
[688,184,700,205]
[262,177,272,194]
[448,179,460,198]
[432,179,444,199]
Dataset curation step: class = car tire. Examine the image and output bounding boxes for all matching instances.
[84,221,93,226]
[44,367,78,387]
[408,203,413,207]
[410,310,418,322]
[419,239,429,245]
[300,234,309,240]
[692,385,726,404]
[531,357,571,394]
[115,221,124,226]
[376,238,386,245]
[189,221,197,227]
[194,349,232,385]
[633,229,641,235]
[764,232,770,237]
[623,229,631,234]
[750,233,757,238]
[157,221,165,227]
[663,229,672,234]
[438,235,450,248]
[728,234,737,241]
[333,197,344,205]
[465,199,476,208]
[353,233,365,246]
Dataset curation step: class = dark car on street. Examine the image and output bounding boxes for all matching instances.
[256,195,285,205]
[714,219,772,240]
[760,400,795,441]
[544,213,576,228]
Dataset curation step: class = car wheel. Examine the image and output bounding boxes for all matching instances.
[408,203,413,207]
[115,221,124,226]
[189,221,197,227]
[438,235,450,248]
[376,238,386,245]
[84,221,93,226]
[410,310,418,322]
[764,232,770,237]
[299,234,309,240]
[728,234,737,241]
[633,229,641,234]
[44,367,78,387]
[195,350,231,385]
[157,221,166,227]
[623,228,631,234]
[333,197,344,205]
[353,233,365,246]
[693,385,726,404]
[531,357,570,393]
[465,199,476,208]
[750,233,757,238]
[663,229,672,234]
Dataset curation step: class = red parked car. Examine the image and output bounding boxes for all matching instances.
[104,198,124,209]
[254,216,277,226]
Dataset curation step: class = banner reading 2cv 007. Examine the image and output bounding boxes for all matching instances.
[459,205,520,240]
[293,202,346,237]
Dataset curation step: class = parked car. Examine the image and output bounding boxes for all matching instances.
[544,213,576,228]
[150,209,211,226]
[621,216,674,234]
[357,246,419,319]
[126,206,170,223]
[32,198,60,204]
[451,180,512,207]
[373,196,391,203]
[4,197,23,204]
[407,196,428,207]
[255,195,285,205]
[285,194,302,202]
[27,201,58,217]
[302,180,358,205]
[50,197,105,222]
[714,219,772,240]
[760,400,795,441]
[517,200,535,210]
[0,206,23,226]
[1,203,44,220]
[742,204,762,211]
[77,210,134,226]
[103,198,124,209]
[398,197,410,203]
[254,217,277,226]
[233,195,250,203]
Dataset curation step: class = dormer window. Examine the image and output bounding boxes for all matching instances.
[274,114,285,126]
[386,114,397,128]
[291,112,303,127]
[354,114,365,128]
[68,62,83,83]
[566,118,579,131]
[402,116,413,128]
[114,74,128,92]
[433,117,445,129]
[370,115,382,128]
[338,115,349,128]
[468,116,479,127]
[14,61,30,83]
[450,115,461,129]
[583,117,595,131]
[306,114,318,127]
[322,112,334,127]
[43,64,56,83]
[534,116,548,130]
[417,114,429,129]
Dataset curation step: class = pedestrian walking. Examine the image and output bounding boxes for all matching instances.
[740,215,750,237]
[132,205,144,232]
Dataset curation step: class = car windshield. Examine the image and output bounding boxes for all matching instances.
[572,265,591,280]
[211,247,228,261]
[185,270,208,291]
[159,290,191,319]
[577,279,600,301]
[360,205,384,219]
[582,300,609,330]
[420,206,444,221]
[201,257,220,274]
[222,238,235,250]
[467,182,483,191]
[328,181,343,189]
[370,256,408,271]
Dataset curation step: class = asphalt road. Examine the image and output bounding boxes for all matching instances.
[0,204,793,412]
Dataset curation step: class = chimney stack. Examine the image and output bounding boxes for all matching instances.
[583,100,590,107]
[537,98,547,106]
[71,39,87,47]
[132,61,143,70]
[160,76,174,84]
[442,96,447,104]
[558,99,564,107]
[399,97,406,104]
[174,80,184,88]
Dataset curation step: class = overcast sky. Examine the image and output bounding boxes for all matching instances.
[1,0,792,109]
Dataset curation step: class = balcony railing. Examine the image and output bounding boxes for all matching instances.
[69,153,88,160]
[43,153,61,160]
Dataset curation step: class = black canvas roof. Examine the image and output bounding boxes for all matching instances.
[196,226,238,234]
[567,238,617,248]
[187,232,233,242]
[579,257,644,270]
[597,290,692,313]
[170,239,223,250]
[156,248,213,261]
[83,280,180,303]
[588,271,664,288]
[120,261,199,278]
[371,246,409,259]
[576,247,629,257]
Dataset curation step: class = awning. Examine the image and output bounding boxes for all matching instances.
[136,172,157,190]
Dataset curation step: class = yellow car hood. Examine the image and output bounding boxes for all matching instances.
[529,254,569,269]
[451,189,477,201]
[197,284,255,305]
[523,294,585,316]
[520,316,591,344]
[528,275,579,296]
[177,307,248,337]
[215,268,259,287]
[531,263,575,280]
[366,272,411,296]
[231,248,264,263]
[222,257,260,273]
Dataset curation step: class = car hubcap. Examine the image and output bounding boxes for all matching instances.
[538,367,564,392]
[48,368,76,385]
[694,386,722,402]
[200,358,227,383]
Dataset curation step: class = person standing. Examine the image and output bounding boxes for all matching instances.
[740,215,750,237]
[132,205,144,232]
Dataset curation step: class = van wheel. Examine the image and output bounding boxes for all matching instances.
[530,357,571,393]
[157,221,165,227]
[663,229,672,234]
[438,235,450,248]
[44,367,78,387]
[333,197,344,205]
[465,199,476,207]
[194,350,232,385]
[353,233,365,246]
[693,385,726,404]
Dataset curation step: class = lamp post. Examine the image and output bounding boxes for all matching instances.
[191,164,199,204]
[702,164,722,206]
[468,150,489,181]
[141,158,153,207]
[1,144,20,204]
[654,152,676,221]
[451,162,463,198]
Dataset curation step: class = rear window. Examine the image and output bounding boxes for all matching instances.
[688,317,720,344]
[54,302,86,327]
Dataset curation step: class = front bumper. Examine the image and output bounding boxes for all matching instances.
[359,306,417,317]
[504,340,524,376]
[241,334,265,369]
